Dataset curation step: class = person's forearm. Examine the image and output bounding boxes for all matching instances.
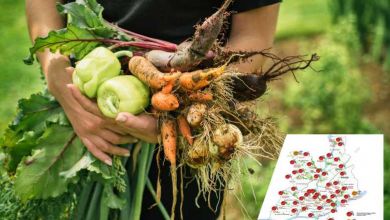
[26,0,65,66]
[226,4,280,73]
[26,0,76,108]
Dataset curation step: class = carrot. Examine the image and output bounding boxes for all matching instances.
[151,92,179,111]
[179,65,226,91]
[161,119,178,220]
[145,0,233,72]
[128,56,180,89]
[188,91,213,102]
[177,115,193,145]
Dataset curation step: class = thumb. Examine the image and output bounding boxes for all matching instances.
[116,112,134,124]
[65,66,75,76]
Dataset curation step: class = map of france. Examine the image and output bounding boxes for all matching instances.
[258,135,383,220]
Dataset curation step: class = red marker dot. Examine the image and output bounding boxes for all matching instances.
[290,160,295,165]
[304,193,309,197]
[327,153,332,158]
[331,202,336,207]
[302,206,307,211]
[326,199,332,203]
[281,201,286,205]
[326,182,332,187]
[317,206,323,210]
[334,157,340,162]
[329,218,334,220]
[340,171,346,176]
[314,174,319,179]
[308,213,314,217]
[291,208,297,213]
[342,186,347,191]
[344,194,349,199]
[336,189,341,194]
[278,191,284,195]
[299,196,304,201]
[322,171,327,176]
[338,142,344,146]
[293,200,298,205]
[272,206,277,211]
[303,152,309,156]
[298,168,304,173]
[330,194,336,199]
[319,156,325,161]
[314,192,320,197]
[336,137,341,142]
[347,211,353,217]
[307,162,312,166]
[315,168,321,173]
[291,186,297,191]
[285,174,291,179]
[331,209,337,213]
[292,170,297,175]
[341,199,347,204]
[321,195,327,199]
[333,181,339,185]
[339,164,344,169]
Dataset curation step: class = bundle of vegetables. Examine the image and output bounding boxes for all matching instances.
[0,0,319,219]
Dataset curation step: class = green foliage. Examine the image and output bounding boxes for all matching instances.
[281,26,376,134]
[14,125,84,201]
[24,25,101,65]
[1,92,66,172]
[239,160,276,219]
[329,0,390,69]
[0,174,81,220]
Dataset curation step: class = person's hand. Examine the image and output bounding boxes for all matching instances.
[65,75,139,165]
[115,112,159,144]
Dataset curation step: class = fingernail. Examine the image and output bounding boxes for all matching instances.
[66,84,73,89]
[124,152,131,157]
[116,114,127,123]
[104,159,112,166]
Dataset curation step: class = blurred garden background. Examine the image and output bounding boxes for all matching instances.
[0,0,389,219]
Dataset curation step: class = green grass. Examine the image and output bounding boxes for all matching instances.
[0,0,44,132]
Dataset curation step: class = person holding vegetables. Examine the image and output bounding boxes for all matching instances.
[26,0,280,219]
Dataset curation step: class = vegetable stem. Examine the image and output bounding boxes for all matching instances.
[129,142,154,220]
[114,50,133,58]
[146,177,170,220]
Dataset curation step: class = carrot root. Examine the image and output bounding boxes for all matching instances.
[177,115,193,145]
[151,92,179,111]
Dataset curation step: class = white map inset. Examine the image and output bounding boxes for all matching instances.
[258,135,383,220]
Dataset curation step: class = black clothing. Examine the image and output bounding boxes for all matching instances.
[98,0,281,44]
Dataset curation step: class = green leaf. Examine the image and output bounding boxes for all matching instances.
[1,92,65,172]
[24,24,101,65]
[60,152,95,179]
[14,124,84,201]
[102,184,126,209]
[57,0,115,38]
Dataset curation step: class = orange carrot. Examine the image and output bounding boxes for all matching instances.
[151,92,179,111]
[161,119,178,220]
[161,119,177,165]
[177,115,193,145]
[179,65,226,90]
[128,56,180,90]
[188,91,213,102]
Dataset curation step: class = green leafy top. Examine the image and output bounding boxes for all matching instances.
[24,0,117,65]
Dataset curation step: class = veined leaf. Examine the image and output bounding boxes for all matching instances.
[1,92,66,172]
[14,124,84,201]
[60,152,95,179]
[24,24,101,64]
[57,0,115,38]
